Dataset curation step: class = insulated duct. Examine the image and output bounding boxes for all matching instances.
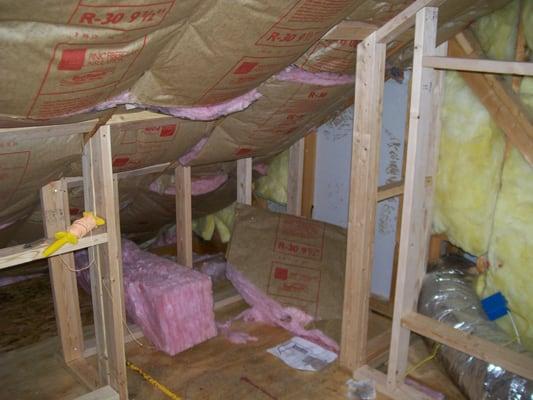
[418,257,533,399]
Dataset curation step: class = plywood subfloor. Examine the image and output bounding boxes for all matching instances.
[0,298,466,400]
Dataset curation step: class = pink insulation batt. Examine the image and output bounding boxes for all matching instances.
[76,239,217,356]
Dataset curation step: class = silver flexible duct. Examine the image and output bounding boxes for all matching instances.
[418,257,533,399]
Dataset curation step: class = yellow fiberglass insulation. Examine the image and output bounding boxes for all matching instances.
[192,203,235,243]
[437,0,533,349]
[477,149,533,349]
[254,150,289,205]
[432,71,506,255]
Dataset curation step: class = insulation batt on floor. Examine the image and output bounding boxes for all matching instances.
[77,239,217,356]
[434,0,533,349]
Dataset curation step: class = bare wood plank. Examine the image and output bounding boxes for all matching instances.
[287,138,305,216]
[512,4,527,92]
[423,55,533,76]
[84,324,144,358]
[84,126,128,399]
[340,32,386,371]
[375,0,445,44]
[366,329,392,366]
[236,157,253,205]
[387,7,446,388]
[67,358,100,391]
[377,181,404,202]
[0,233,108,270]
[0,119,98,138]
[41,180,85,364]
[214,294,243,310]
[403,312,533,381]
[74,385,119,400]
[449,34,533,166]
[354,366,434,400]
[302,131,317,218]
[175,165,193,267]
[323,21,377,41]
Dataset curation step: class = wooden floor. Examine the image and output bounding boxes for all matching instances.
[0,299,466,400]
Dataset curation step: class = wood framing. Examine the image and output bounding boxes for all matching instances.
[341,1,533,398]
[236,157,253,205]
[287,138,305,216]
[175,165,193,267]
[340,31,386,371]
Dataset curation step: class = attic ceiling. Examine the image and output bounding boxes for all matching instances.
[0,0,511,246]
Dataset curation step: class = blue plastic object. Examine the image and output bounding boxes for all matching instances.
[481,292,508,321]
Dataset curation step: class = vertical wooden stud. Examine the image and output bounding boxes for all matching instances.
[41,179,85,364]
[83,126,128,399]
[387,7,446,388]
[287,138,305,216]
[340,32,386,371]
[236,157,253,205]
[302,132,317,218]
[175,165,193,267]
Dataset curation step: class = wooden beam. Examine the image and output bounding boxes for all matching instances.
[287,138,305,216]
[0,233,108,270]
[354,366,434,400]
[175,165,193,267]
[83,127,128,399]
[403,312,533,381]
[340,32,386,371]
[41,180,85,364]
[423,56,533,76]
[323,21,377,41]
[449,34,533,165]
[302,132,317,218]
[387,7,446,388]
[377,181,404,202]
[374,0,445,44]
[236,157,253,205]
[0,119,98,138]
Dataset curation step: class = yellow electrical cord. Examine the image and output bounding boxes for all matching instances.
[405,343,442,378]
[126,360,183,400]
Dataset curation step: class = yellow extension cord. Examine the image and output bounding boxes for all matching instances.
[126,360,183,400]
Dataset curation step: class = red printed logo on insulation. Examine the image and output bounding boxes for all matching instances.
[235,147,253,157]
[159,124,176,137]
[112,156,130,167]
[61,68,114,86]
[274,267,289,281]
[233,62,258,75]
[58,48,87,71]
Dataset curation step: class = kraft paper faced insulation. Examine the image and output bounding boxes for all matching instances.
[435,0,533,349]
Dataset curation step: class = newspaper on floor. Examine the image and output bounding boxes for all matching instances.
[267,336,337,371]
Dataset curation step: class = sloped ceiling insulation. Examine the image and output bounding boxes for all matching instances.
[434,0,533,350]
[0,0,511,247]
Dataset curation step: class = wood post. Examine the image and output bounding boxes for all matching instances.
[386,7,446,388]
[83,126,128,399]
[340,32,386,371]
[41,179,85,364]
[236,157,253,205]
[175,165,193,267]
[287,138,305,216]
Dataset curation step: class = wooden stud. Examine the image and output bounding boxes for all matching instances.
[0,233,107,270]
[423,55,533,76]
[376,181,404,202]
[236,157,253,205]
[302,132,317,219]
[512,2,526,92]
[41,179,85,364]
[340,32,386,371]
[175,165,193,267]
[403,312,533,380]
[287,138,305,216]
[375,0,445,44]
[387,7,446,389]
[74,385,119,400]
[83,126,128,399]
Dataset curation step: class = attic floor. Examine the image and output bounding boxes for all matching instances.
[0,266,465,400]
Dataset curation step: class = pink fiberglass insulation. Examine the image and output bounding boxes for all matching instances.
[91,89,262,121]
[179,137,209,166]
[149,174,228,196]
[76,239,216,356]
[253,162,269,176]
[206,262,339,353]
[275,65,354,86]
